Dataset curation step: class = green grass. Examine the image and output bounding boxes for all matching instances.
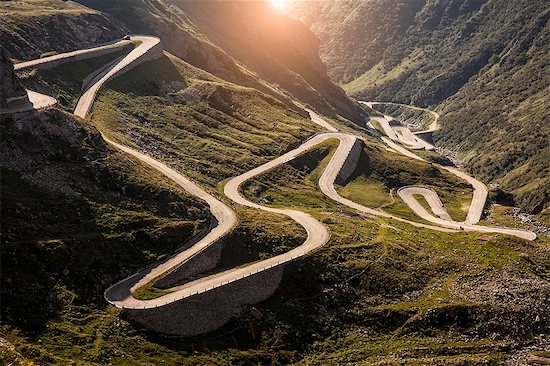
[0,0,97,16]
[234,141,548,364]
[132,285,173,301]
[441,190,472,222]
[91,53,321,189]
[4,120,548,364]
[339,176,393,208]
[298,333,506,365]
[242,139,341,211]
[480,204,531,230]
[413,193,433,214]
[342,49,423,95]
[369,119,385,134]
[337,142,473,223]
[537,209,550,226]
[4,46,548,366]
[133,208,307,300]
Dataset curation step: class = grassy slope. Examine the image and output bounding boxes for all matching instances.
[1,50,315,364]
[0,0,127,61]
[91,52,321,188]
[289,0,549,215]
[1,46,316,362]
[239,142,549,365]
[169,0,367,123]
[3,34,547,366]
[343,144,472,222]
[242,138,472,223]
[287,0,425,85]
[75,0,367,123]
[0,109,208,349]
[5,138,548,364]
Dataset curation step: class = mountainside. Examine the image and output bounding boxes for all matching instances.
[0,0,127,62]
[73,0,367,122]
[288,0,549,214]
[0,105,209,329]
[2,1,549,365]
[168,0,366,123]
[287,0,425,84]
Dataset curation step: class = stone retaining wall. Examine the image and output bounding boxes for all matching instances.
[155,230,224,289]
[415,131,434,144]
[336,138,362,185]
[125,264,285,336]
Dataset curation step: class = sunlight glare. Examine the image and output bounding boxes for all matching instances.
[269,0,288,11]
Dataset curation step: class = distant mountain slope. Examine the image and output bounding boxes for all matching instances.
[168,0,367,123]
[0,0,127,61]
[288,0,550,214]
[287,0,425,85]
[74,0,368,122]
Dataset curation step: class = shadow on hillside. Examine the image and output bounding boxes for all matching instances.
[106,55,186,97]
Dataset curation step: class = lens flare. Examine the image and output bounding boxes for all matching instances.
[269,0,288,11]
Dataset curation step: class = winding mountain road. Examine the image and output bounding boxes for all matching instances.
[361,101,534,240]
[398,187,453,221]
[74,36,161,118]
[14,38,131,72]
[11,36,536,313]
[362,101,441,134]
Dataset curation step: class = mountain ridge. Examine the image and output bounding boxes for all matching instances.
[73,0,368,122]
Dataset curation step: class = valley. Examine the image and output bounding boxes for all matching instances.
[1,0,548,365]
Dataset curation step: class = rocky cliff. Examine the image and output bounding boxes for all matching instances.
[0,47,26,108]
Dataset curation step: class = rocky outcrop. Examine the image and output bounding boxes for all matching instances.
[0,48,27,109]
[0,1,127,61]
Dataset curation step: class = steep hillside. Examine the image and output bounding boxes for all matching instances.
[287,0,425,84]
[0,0,127,61]
[168,0,367,123]
[74,0,368,122]
[2,1,549,365]
[0,106,209,331]
[288,0,549,214]
[1,47,311,364]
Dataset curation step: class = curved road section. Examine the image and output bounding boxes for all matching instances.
[362,101,437,150]
[14,38,131,72]
[74,36,162,118]
[362,101,441,134]
[12,37,536,313]
[360,101,535,240]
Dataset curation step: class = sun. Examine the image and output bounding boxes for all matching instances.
[268,0,288,11]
